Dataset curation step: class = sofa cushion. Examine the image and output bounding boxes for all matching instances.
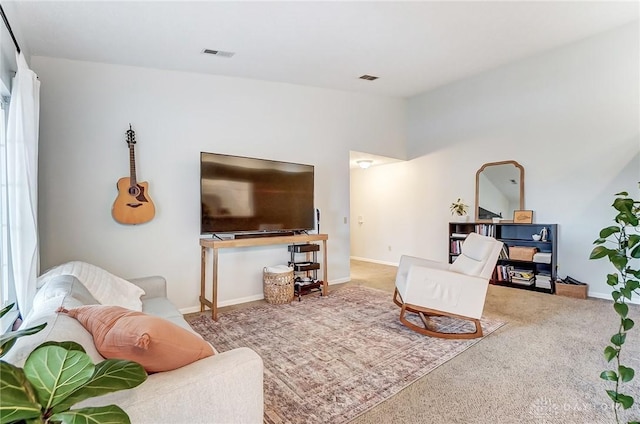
[58,305,214,373]
[38,261,145,311]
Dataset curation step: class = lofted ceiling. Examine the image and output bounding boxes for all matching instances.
[3,1,638,98]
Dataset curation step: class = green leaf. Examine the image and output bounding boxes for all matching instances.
[622,318,635,331]
[52,359,147,413]
[618,365,634,383]
[618,393,634,409]
[614,302,629,318]
[610,252,628,272]
[611,333,626,347]
[604,346,618,362]
[606,389,619,403]
[0,361,42,424]
[37,341,86,353]
[607,274,619,287]
[628,234,640,248]
[24,345,94,411]
[613,191,629,197]
[612,291,621,301]
[600,370,618,381]
[50,405,131,424]
[0,323,47,359]
[590,246,611,260]
[593,238,606,245]
[599,226,621,239]
[630,243,640,259]
[620,287,633,300]
[0,303,13,319]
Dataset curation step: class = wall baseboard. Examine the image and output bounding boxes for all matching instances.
[588,290,639,305]
[179,277,351,314]
[350,256,399,267]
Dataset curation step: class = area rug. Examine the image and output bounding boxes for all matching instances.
[187,286,505,424]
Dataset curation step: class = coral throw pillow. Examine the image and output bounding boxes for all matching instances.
[58,305,214,372]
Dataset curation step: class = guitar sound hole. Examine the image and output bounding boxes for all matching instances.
[128,186,141,197]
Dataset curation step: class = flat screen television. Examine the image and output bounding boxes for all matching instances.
[200,152,315,235]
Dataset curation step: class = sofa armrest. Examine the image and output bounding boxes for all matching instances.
[403,265,489,319]
[79,347,264,424]
[127,276,167,300]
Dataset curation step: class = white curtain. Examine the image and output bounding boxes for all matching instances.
[6,52,40,316]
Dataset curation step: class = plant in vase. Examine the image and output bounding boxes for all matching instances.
[450,198,469,221]
[589,190,639,424]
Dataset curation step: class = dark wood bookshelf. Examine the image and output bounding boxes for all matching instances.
[448,222,558,294]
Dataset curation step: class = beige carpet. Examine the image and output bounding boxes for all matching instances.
[346,260,640,424]
[186,260,640,423]
[187,285,504,424]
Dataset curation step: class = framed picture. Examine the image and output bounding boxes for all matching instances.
[513,210,533,224]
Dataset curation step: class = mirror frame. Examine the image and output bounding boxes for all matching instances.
[475,160,525,222]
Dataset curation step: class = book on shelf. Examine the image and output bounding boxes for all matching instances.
[509,269,534,280]
[451,233,468,239]
[474,224,495,237]
[511,277,535,286]
[536,279,552,289]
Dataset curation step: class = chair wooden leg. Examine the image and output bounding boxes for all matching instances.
[393,288,404,308]
[398,303,484,339]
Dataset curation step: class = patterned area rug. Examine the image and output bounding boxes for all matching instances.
[187,286,505,424]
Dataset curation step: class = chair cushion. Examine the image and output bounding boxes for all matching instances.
[449,233,493,276]
[58,305,214,373]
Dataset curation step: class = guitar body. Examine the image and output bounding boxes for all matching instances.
[112,177,155,225]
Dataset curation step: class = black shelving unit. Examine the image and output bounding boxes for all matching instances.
[288,243,322,300]
[448,222,558,294]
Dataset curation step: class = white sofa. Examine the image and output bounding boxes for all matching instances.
[4,274,264,424]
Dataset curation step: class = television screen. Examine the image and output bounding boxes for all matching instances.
[200,152,315,235]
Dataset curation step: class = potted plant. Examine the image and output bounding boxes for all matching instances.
[589,190,639,424]
[1,341,147,423]
[0,305,147,424]
[450,198,469,222]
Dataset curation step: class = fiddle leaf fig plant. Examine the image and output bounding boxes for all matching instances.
[0,341,147,424]
[590,190,640,424]
[0,303,46,358]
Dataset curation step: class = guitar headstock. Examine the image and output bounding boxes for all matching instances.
[126,124,136,147]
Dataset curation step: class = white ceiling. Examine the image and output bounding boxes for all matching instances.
[5,1,638,98]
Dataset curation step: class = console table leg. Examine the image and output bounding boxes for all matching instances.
[322,240,328,296]
[200,247,206,312]
[212,247,218,321]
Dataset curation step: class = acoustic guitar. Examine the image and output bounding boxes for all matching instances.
[111,124,156,225]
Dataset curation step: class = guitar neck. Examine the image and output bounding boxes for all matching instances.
[129,144,137,186]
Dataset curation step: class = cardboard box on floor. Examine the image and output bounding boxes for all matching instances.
[555,281,588,299]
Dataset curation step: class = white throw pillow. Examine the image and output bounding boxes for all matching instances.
[37,261,145,311]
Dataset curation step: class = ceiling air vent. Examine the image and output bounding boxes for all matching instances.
[359,74,379,81]
[202,49,235,58]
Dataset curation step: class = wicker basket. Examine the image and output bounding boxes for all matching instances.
[509,246,538,261]
[263,266,294,304]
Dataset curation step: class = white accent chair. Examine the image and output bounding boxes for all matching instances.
[393,232,503,339]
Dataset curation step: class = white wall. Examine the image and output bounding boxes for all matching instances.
[351,22,639,300]
[32,56,406,310]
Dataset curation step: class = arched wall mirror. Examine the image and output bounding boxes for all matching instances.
[475,160,524,222]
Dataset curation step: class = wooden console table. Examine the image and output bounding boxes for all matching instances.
[200,233,328,320]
